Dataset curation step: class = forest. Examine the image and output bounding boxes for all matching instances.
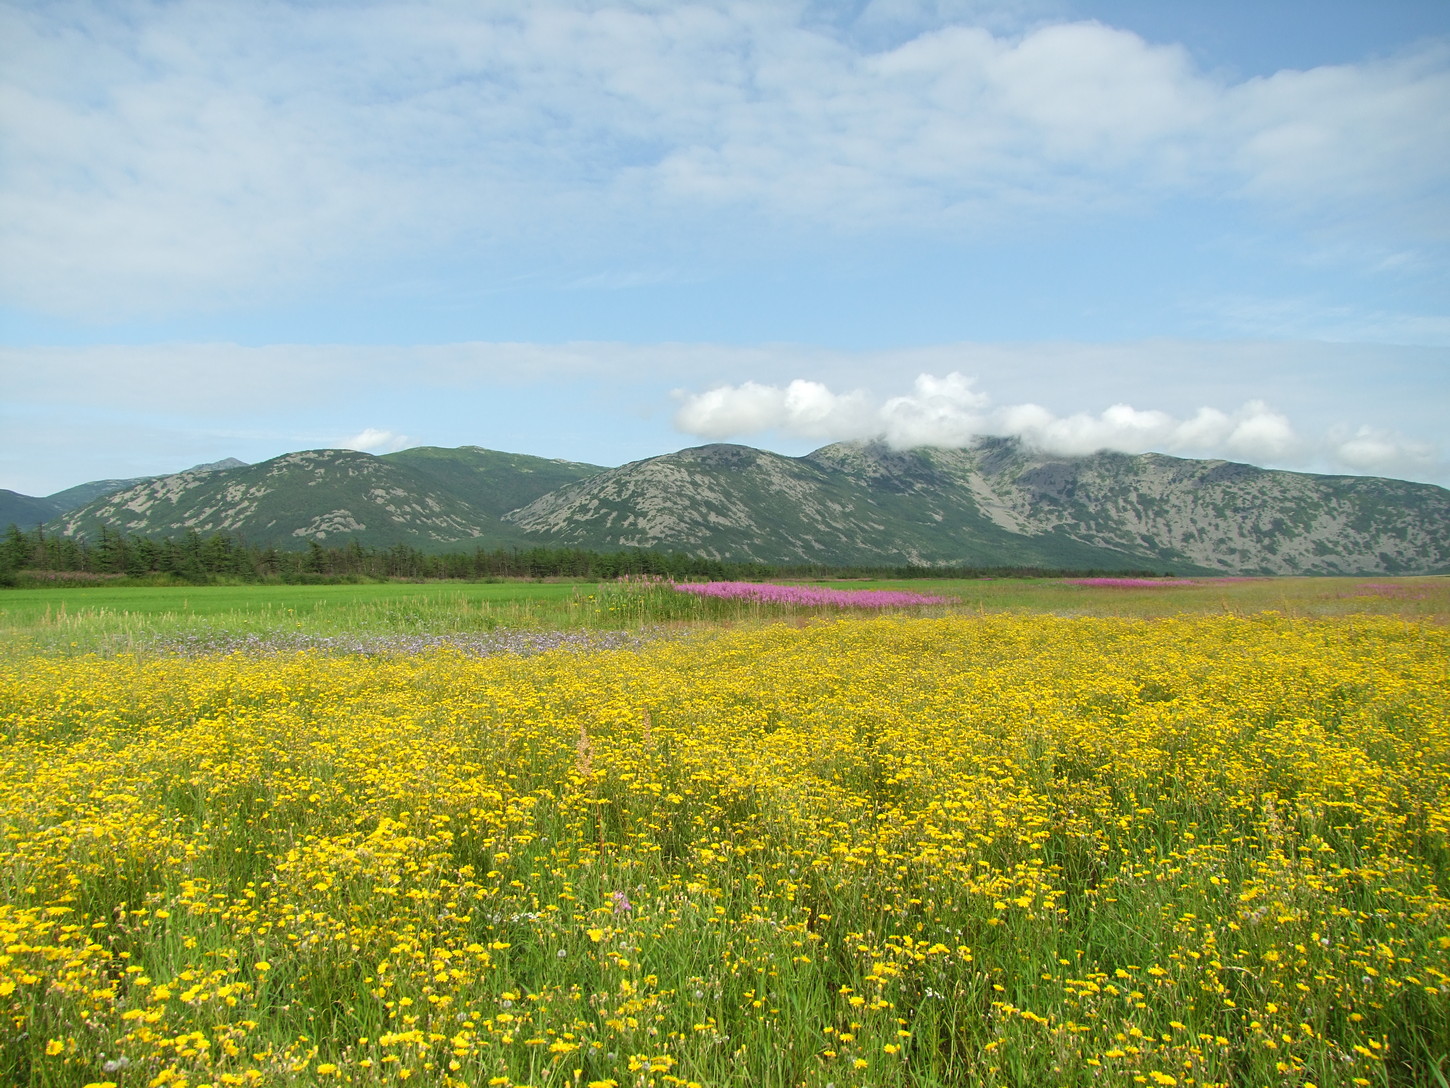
[0,523,1156,585]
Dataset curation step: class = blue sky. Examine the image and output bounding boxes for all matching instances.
[2,0,1447,496]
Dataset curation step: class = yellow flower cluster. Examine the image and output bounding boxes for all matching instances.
[1,613,1447,1087]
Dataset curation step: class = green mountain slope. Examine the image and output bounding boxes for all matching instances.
[3,474,195,528]
[503,442,1194,569]
[0,490,64,530]
[28,439,1450,574]
[56,447,603,551]
[47,477,157,511]
[506,439,1450,573]
[382,446,604,519]
[0,459,256,528]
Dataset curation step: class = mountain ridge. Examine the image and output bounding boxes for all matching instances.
[0,458,252,531]
[9,440,1449,575]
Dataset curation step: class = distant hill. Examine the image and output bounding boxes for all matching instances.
[55,447,605,551]
[46,477,158,512]
[0,458,253,530]
[17,440,1450,575]
[0,490,63,530]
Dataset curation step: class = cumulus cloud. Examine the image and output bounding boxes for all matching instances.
[992,399,1303,462]
[672,371,1444,479]
[673,379,876,439]
[1,2,1446,315]
[879,373,991,447]
[340,428,414,454]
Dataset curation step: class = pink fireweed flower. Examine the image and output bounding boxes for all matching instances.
[611,890,633,913]
[670,582,951,607]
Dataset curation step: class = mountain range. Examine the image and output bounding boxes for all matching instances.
[5,441,1449,575]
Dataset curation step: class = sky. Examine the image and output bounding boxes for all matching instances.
[2,0,1448,496]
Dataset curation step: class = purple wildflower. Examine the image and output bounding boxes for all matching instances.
[124,628,662,659]
[671,581,951,607]
[1062,578,1199,589]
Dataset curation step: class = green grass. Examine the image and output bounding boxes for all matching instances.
[0,580,586,621]
[2,575,1446,657]
[0,582,582,655]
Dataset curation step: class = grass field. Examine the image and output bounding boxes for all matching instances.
[2,577,1448,1087]
[3,576,1447,657]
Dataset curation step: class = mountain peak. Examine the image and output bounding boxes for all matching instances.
[188,457,248,473]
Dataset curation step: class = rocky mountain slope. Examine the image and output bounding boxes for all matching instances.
[503,439,1450,573]
[808,440,1450,575]
[53,447,604,550]
[502,442,1124,569]
[0,459,249,529]
[17,440,1450,574]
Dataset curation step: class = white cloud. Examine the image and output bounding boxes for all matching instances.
[340,428,413,454]
[673,378,877,439]
[1223,402,1298,462]
[673,371,1444,481]
[1331,425,1441,478]
[997,401,1175,456]
[879,372,991,447]
[995,398,1302,463]
[1,2,1446,315]
[673,381,793,437]
[1224,48,1450,238]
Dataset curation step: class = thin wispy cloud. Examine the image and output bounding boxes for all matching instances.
[1,3,1446,498]
[2,2,1446,316]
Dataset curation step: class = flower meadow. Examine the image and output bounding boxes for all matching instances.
[2,613,1448,1087]
[1061,580,1202,590]
[668,583,952,608]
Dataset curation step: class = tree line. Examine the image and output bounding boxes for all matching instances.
[0,523,1159,586]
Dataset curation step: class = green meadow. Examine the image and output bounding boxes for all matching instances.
[3,575,1447,657]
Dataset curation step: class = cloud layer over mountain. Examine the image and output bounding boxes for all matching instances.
[674,372,1440,479]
